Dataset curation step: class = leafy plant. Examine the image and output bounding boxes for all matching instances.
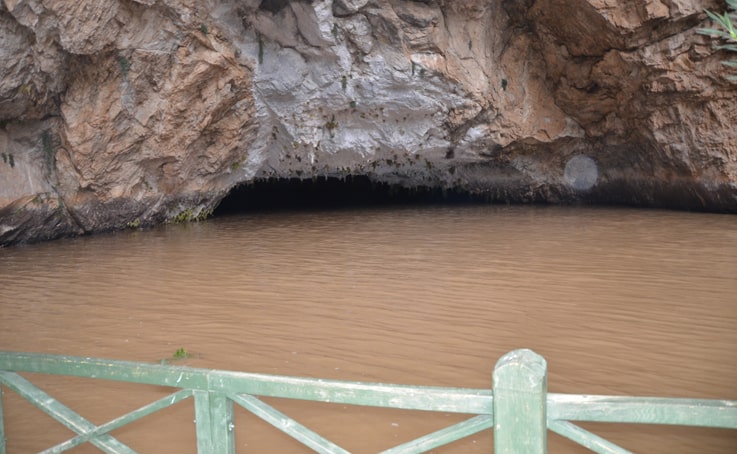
[160,347,192,364]
[697,0,737,81]
[199,23,208,35]
[173,347,190,359]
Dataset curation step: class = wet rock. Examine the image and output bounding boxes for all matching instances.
[333,0,369,17]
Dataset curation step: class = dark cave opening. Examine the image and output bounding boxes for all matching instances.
[213,176,485,216]
[258,0,313,14]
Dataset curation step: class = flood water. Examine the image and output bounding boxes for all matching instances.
[1,204,736,453]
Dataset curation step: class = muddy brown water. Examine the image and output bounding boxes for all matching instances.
[1,205,736,453]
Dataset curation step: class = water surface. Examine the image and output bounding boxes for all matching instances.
[1,205,736,452]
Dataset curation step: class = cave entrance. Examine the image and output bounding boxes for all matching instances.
[213,176,482,216]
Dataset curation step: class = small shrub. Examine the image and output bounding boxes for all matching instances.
[160,347,192,364]
[697,0,737,81]
[173,348,190,359]
[199,23,208,35]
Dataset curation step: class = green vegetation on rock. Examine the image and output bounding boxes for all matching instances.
[170,207,212,224]
[698,0,737,81]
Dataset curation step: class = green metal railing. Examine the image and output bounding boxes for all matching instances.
[0,349,735,453]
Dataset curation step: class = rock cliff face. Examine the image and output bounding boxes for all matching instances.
[1,0,735,245]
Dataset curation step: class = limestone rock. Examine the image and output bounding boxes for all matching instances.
[333,0,368,17]
[0,0,735,246]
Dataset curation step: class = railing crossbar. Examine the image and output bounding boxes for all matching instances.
[40,388,193,454]
[230,393,350,454]
[548,420,632,454]
[380,414,493,454]
[0,371,134,454]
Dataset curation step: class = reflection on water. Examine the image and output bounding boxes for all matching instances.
[1,205,736,452]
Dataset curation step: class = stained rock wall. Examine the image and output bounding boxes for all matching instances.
[1,0,735,245]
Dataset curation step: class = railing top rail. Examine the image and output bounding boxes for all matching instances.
[548,394,737,429]
[1,351,736,428]
[0,351,493,414]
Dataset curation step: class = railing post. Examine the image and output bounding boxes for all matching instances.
[0,383,5,454]
[493,349,547,453]
[194,390,235,454]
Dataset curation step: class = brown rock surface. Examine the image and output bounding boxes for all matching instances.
[1,0,735,245]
